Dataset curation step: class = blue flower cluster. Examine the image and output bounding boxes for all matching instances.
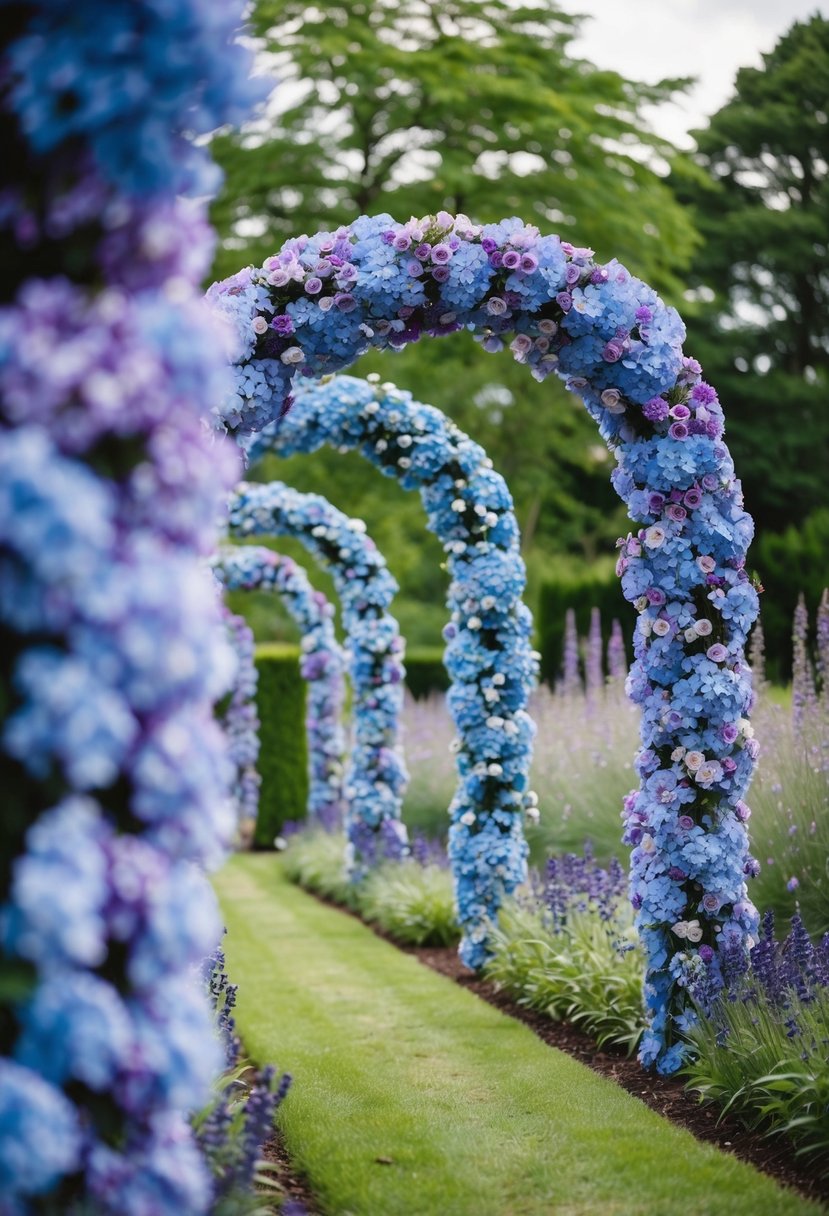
[1,3,262,1210]
[218,605,262,825]
[4,0,264,200]
[214,544,347,821]
[214,211,760,1071]
[247,374,538,969]
[226,483,408,870]
[208,212,685,436]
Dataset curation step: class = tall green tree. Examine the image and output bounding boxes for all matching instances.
[211,0,696,294]
[676,15,829,542]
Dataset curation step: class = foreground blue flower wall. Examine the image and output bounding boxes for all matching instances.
[214,545,347,821]
[248,374,539,968]
[0,3,264,1209]
[211,213,761,1072]
[226,484,408,870]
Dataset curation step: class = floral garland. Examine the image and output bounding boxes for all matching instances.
[218,604,262,824]
[246,374,539,968]
[213,545,347,821]
[210,212,761,1073]
[226,483,408,870]
[0,4,263,1210]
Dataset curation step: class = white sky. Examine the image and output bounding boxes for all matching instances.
[565,0,827,145]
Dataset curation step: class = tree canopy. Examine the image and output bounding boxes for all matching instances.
[211,0,696,295]
[676,14,829,540]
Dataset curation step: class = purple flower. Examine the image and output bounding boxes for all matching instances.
[702,892,722,914]
[565,263,582,286]
[414,242,431,260]
[692,382,717,404]
[642,396,669,422]
[635,305,653,323]
[304,277,323,295]
[683,487,702,509]
[706,643,728,663]
[669,421,689,440]
[502,250,521,270]
[432,266,450,283]
[393,234,412,252]
[678,816,694,832]
[270,314,294,335]
[602,339,624,363]
[520,253,538,273]
[431,244,452,265]
[406,259,423,277]
[699,945,714,964]
[334,293,357,312]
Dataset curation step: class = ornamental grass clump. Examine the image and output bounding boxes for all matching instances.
[360,863,458,947]
[684,910,829,1173]
[485,846,645,1053]
[281,823,458,946]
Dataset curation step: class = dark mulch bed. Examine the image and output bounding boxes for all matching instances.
[260,1128,321,1215]
[409,942,829,1210]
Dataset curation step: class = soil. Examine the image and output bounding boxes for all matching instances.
[260,1128,321,1215]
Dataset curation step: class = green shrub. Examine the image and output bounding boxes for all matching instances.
[360,863,459,946]
[253,643,308,848]
[404,646,450,699]
[282,830,459,944]
[536,562,630,687]
[280,829,356,907]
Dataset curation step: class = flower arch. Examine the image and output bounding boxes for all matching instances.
[210,212,761,1073]
[213,544,347,821]
[218,604,262,823]
[226,482,408,869]
[246,373,538,968]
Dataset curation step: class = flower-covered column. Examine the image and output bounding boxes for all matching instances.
[219,605,262,825]
[210,211,760,1070]
[247,374,538,968]
[226,485,408,870]
[0,4,264,1210]
[214,545,347,822]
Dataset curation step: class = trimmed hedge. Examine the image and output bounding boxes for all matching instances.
[253,643,308,847]
[405,647,450,699]
[537,563,631,687]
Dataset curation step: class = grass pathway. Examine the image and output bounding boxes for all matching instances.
[215,854,821,1216]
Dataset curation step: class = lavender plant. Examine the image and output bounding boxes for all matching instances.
[744,598,829,934]
[684,911,829,1172]
[485,846,645,1052]
[194,944,292,1215]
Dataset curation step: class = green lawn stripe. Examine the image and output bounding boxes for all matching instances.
[215,854,821,1216]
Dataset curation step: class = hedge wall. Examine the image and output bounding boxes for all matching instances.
[254,643,309,847]
[537,564,632,687]
[405,647,450,699]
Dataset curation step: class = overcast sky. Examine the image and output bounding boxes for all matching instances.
[565,0,827,145]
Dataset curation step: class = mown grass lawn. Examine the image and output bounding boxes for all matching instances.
[215,854,821,1216]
